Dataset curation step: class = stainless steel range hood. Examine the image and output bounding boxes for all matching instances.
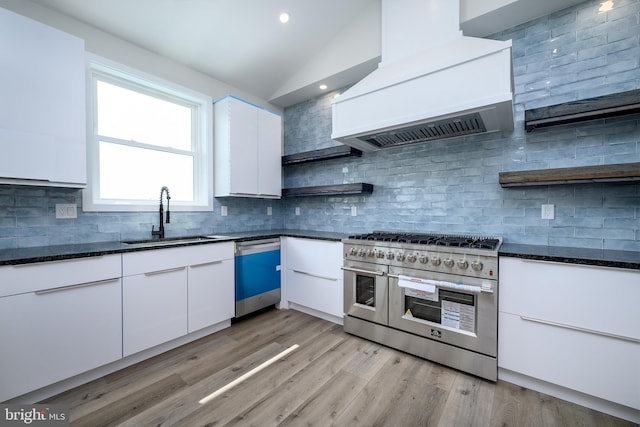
[331,0,514,152]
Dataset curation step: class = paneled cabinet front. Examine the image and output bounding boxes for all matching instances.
[284,237,343,319]
[188,255,235,333]
[0,7,86,187]
[122,243,235,356]
[214,96,282,198]
[498,257,640,411]
[0,255,122,402]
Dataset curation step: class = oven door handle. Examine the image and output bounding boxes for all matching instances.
[388,273,492,293]
[341,267,386,276]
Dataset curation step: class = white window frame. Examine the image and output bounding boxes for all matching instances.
[83,54,213,212]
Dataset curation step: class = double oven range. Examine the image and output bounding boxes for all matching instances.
[342,232,501,381]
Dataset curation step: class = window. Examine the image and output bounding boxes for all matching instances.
[83,55,212,212]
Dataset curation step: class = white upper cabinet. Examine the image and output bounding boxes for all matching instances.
[214,96,282,198]
[0,7,86,188]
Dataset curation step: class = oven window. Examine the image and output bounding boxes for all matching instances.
[355,275,375,307]
[404,289,476,333]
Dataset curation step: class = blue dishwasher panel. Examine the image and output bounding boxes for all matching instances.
[235,249,281,301]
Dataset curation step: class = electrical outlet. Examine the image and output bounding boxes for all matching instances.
[221,205,228,216]
[55,204,77,219]
[267,206,272,216]
[351,206,357,216]
[541,204,555,220]
[295,206,300,216]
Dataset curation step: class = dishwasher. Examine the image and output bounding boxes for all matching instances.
[234,238,281,317]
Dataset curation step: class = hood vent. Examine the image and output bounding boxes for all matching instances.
[331,0,514,152]
[359,112,486,149]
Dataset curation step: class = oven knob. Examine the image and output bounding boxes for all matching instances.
[443,258,454,268]
[431,256,441,266]
[376,251,385,259]
[349,247,357,256]
[358,248,366,257]
[418,254,428,264]
[407,253,417,263]
[367,249,376,257]
[396,252,406,261]
[471,261,483,271]
[457,259,469,269]
[386,252,394,260]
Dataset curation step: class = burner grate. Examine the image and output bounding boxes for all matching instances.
[347,232,500,250]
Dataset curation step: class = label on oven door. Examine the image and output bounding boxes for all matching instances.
[404,286,439,302]
[441,300,475,332]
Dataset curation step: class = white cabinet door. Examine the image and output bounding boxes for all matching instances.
[498,257,640,410]
[123,267,188,357]
[0,7,86,187]
[228,97,259,195]
[215,96,281,198]
[122,243,234,355]
[0,258,122,402]
[257,108,282,197]
[188,258,235,332]
[284,238,343,318]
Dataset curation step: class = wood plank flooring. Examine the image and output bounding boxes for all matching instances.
[44,309,637,427]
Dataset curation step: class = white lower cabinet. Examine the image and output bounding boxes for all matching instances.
[123,267,188,357]
[499,257,640,411]
[0,255,122,402]
[122,243,235,356]
[284,237,343,320]
[188,257,235,333]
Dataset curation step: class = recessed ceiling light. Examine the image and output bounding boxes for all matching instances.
[319,84,328,90]
[279,12,290,24]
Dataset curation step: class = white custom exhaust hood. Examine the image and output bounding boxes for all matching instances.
[331,0,514,152]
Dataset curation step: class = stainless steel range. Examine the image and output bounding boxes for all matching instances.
[342,231,501,381]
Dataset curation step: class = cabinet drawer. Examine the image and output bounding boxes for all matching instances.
[0,254,121,297]
[285,238,342,277]
[498,312,640,409]
[286,269,343,318]
[122,242,234,276]
[0,278,122,401]
[499,257,639,340]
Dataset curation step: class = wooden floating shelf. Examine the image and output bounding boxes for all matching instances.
[525,89,640,132]
[499,162,640,187]
[282,183,374,197]
[282,146,363,166]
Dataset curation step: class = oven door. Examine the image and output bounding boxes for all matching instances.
[388,266,497,357]
[343,260,389,325]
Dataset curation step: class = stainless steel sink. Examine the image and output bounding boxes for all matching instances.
[122,235,229,247]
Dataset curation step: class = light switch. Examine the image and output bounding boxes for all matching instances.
[221,205,228,216]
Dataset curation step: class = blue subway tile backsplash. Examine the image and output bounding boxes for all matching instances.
[1,0,638,251]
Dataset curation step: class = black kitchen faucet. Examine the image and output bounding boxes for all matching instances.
[151,186,170,239]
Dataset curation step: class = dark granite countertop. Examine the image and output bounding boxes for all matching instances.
[500,243,640,270]
[0,229,347,266]
[4,231,637,271]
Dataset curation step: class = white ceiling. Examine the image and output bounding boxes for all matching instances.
[25,0,587,108]
[27,0,377,106]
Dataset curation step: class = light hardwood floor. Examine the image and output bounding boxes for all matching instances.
[44,309,637,426]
